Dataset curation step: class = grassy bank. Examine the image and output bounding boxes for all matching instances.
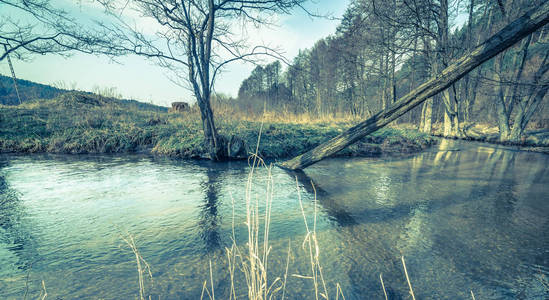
[0,93,436,159]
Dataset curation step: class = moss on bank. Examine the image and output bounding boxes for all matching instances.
[0,93,436,159]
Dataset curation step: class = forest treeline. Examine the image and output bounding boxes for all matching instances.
[223,0,548,143]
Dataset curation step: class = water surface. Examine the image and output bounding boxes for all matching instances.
[0,140,548,299]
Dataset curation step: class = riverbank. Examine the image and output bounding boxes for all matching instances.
[389,122,549,154]
[0,93,436,159]
[432,124,549,154]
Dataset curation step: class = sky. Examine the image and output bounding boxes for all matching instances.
[0,1,349,107]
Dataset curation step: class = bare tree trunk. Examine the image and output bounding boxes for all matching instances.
[390,0,397,109]
[197,93,221,158]
[442,90,454,136]
[509,85,548,142]
[316,88,322,117]
[509,52,549,142]
[465,66,482,123]
[419,100,426,130]
[420,35,433,134]
[494,33,532,142]
[422,98,433,133]
[437,0,461,137]
[185,0,222,160]
[381,56,388,110]
[391,50,396,104]
[279,3,549,170]
[493,52,512,141]
[461,0,475,125]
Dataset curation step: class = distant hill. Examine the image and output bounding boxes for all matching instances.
[0,74,167,112]
[117,97,168,113]
[0,74,64,105]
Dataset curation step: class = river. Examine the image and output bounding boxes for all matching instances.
[0,140,548,299]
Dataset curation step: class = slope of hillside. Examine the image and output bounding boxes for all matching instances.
[0,74,64,104]
[0,74,169,113]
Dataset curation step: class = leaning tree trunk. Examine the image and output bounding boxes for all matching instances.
[280,2,549,170]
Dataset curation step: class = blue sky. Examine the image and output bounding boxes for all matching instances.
[0,1,349,107]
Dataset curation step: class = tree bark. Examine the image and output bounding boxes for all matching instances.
[495,34,533,142]
[437,0,462,137]
[279,3,549,170]
[509,52,549,142]
[421,98,433,133]
[419,31,433,134]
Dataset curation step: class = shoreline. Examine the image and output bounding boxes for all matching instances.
[0,129,438,160]
[429,133,549,154]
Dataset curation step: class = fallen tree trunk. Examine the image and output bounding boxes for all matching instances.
[280,2,549,170]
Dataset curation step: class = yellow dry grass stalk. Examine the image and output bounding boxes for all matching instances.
[401,256,416,300]
[39,280,47,300]
[199,116,346,300]
[218,155,286,300]
[203,155,347,300]
[200,118,288,300]
[122,234,153,300]
[380,273,388,300]
[293,179,328,300]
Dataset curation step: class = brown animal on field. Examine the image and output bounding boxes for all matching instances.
[169,101,190,113]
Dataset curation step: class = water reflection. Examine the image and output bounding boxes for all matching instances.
[298,140,549,299]
[0,158,36,275]
[198,166,224,251]
[0,141,547,299]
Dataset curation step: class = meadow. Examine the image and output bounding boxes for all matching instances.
[0,92,436,159]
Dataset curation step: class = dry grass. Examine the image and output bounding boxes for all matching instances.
[38,280,47,300]
[212,105,363,126]
[401,256,416,300]
[379,273,388,300]
[196,121,347,300]
[1,96,435,158]
[122,234,154,300]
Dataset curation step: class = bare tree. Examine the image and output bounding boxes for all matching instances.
[91,0,308,160]
[493,36,549,142]
[487,0,548,142]
[0,0,96,61]
[1,0,103,105]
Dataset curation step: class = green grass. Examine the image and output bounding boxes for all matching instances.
[0,93,437,158]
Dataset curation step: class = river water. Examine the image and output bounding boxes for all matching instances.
[0,140,548,299]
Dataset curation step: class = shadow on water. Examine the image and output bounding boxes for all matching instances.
[282,168,358,227]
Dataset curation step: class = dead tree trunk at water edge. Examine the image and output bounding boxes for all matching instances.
[280,3,549,170]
